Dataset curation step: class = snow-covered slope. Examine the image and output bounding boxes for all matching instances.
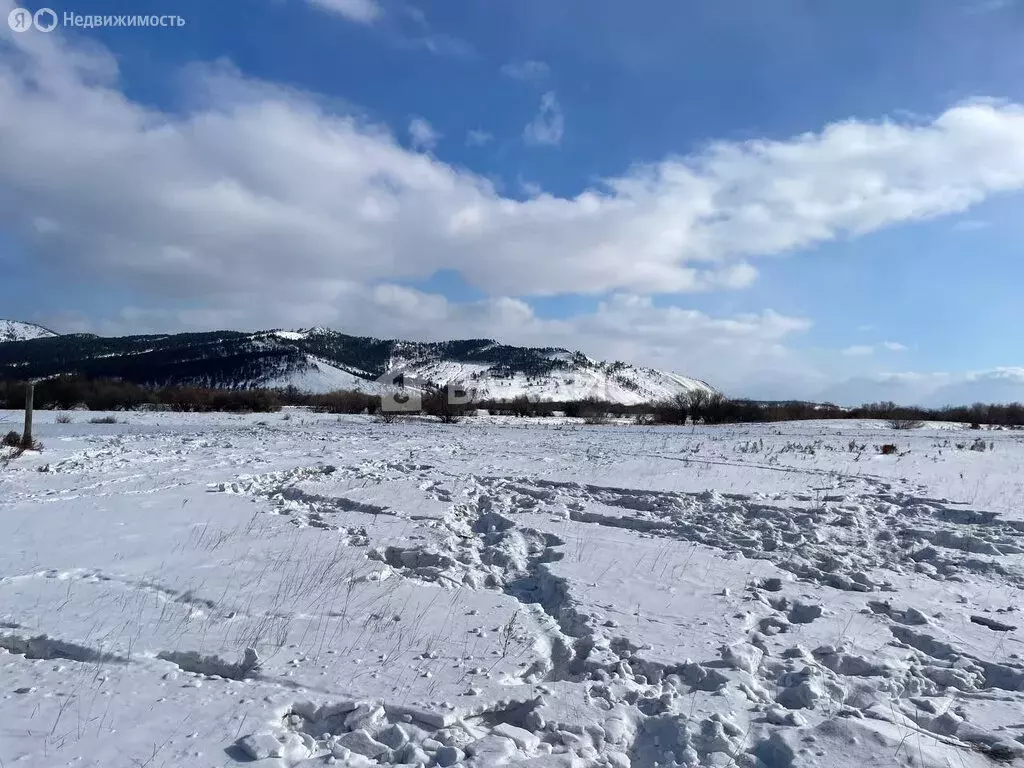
[389,351,714,405]
[0,319,57,344]
[0,325,717,403]
[256,355,383,394]
[253,333,717,402]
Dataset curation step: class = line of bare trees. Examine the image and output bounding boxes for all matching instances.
[4,375,1023,427]
[0,377,283,413]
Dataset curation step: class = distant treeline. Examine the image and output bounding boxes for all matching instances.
[641,394,1024,428]
[1,377,1023,426]
[481,392,1024,427]
[0,377,283,413]
[834,400,1024,428]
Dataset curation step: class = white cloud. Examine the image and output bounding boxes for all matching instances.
[6,16,1024,399]
[408,116,440,151]
[523,91,564,147]
[6,26,1024,299]
[928,367,1024,405]
[306,0,382,24]
[819,367,1024,407]
[841,341,905,356]
[841,345,874,356]
[466,129,493,147]
[501,60,550,82]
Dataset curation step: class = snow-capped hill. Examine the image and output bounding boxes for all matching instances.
[0,320,58,344]
[0,327,717,403]
[387,346,714,405]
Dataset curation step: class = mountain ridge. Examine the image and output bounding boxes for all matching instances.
[0,319,58,344]
[0,325,717,404]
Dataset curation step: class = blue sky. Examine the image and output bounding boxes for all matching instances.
[2,0,1023,404]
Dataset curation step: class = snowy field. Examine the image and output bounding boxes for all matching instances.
[2,410,1023,768]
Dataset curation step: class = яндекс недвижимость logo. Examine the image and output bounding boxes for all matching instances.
[8,7,183,31]
[8,6,57,32]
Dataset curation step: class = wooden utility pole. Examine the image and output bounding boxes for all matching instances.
[22,382,34,449]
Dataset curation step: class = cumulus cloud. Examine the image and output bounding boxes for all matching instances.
[306,0,382,24]
[523,91,565,146]
[408,117,440,151]
[501,60,550,82]
[5,24,1024,302]
[882,341,908,352]
[5,15,1024,399]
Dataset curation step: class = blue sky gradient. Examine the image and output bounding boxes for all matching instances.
[2,0,1023,404]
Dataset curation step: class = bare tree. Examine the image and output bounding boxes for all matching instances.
[423,382,474,424]
[653,392,691,425]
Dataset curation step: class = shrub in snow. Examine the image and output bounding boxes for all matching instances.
[887,418,923,430]
[2,431,41,453]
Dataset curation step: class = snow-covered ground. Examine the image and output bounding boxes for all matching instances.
[2,411,1023,768]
